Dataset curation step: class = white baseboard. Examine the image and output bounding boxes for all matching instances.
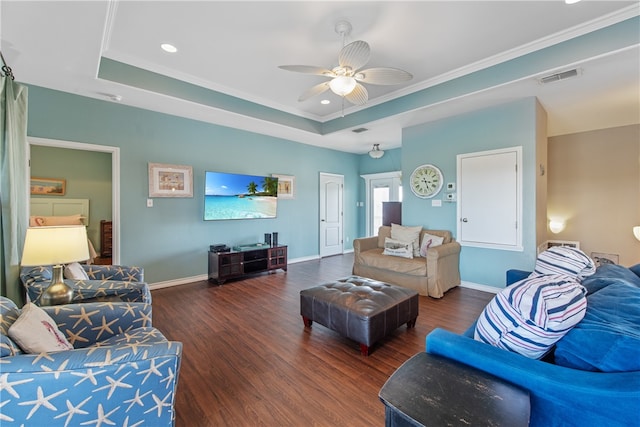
[460,280,501,294]
[149,274,208,290]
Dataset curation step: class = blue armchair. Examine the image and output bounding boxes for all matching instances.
[20,264,151,305]
[0,296,182,426]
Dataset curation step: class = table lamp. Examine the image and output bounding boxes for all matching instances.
[21,226,90,306]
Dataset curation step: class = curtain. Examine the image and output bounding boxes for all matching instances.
[0,75,29,304]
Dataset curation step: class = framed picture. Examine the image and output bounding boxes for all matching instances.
[591,252,619,267]
[272,174,295,199]
[148,163,193,198]
[30,177,66,196]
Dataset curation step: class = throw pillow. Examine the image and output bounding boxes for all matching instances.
[529,246,596,281]
[474,274,587,359]
[382,237,414,259]
[419,233,444,257]
[29,214,84,227]
[554,282,640,372]
[8,303,73,353]
[64,262,89,280]
[391,224,422,257]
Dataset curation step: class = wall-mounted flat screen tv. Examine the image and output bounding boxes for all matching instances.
[204,171,278,220]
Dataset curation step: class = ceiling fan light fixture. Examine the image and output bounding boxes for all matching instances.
[329,76,357,96]
[369,144,384,159]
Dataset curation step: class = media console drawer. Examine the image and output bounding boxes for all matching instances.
[208,245,287,284]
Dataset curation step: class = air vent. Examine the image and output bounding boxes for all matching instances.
[538,68,581,84]
[352,127,369,133]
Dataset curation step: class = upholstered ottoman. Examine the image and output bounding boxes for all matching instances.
[300,276,419,355]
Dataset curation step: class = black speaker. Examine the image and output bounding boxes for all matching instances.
[264,233,272,246]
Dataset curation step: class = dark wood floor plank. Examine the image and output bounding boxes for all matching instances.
[151,253,494,426]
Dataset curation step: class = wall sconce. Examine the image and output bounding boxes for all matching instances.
[633,226,640,241]
[549,220,565,234]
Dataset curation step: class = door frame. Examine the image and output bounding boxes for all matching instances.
[28,136,121,263]
[360,171,402,236]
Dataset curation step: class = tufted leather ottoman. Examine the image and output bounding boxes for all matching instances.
[300,276,419,356]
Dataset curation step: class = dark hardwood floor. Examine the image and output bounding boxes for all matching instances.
[151,253,494,426]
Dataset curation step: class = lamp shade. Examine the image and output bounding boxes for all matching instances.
[634,226,640,241]
[21,226,90,266]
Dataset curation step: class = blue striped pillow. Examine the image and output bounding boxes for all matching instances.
[474,274,587,359]
[530,246,596,281]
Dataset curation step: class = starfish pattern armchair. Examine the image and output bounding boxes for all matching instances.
[20,264,151,305]
[0,296,182,426]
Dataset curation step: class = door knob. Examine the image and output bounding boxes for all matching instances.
[461,218,468,222]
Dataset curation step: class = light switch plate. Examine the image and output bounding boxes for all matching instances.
[147,199,153,207]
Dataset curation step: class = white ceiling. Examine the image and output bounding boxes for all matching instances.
[1,1,639,154]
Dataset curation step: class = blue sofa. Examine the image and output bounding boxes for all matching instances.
[0,296,182,426]
[426,263,640,427]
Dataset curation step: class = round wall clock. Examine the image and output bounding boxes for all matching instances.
[410,164,444,199]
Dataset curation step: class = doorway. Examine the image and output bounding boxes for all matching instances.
[319,173,344,257]
[28,137,121,263]
[361,171,402,236]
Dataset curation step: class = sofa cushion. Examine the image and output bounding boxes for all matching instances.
[581,264,640,295]
[0,299,23,357]
[554,281,640,372]
[629,263,640,278]
[359,248,427,276]
[529,246,596,281]
[391,224,422,257]
[8,303,73,353]
[474,274,587,359]
[383,237,414,259]
[419,233,444,256]
[64,262,90,280]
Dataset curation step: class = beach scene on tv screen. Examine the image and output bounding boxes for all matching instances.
[205,171,278,220]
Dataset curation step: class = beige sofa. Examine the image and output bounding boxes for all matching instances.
[352,226,461,298]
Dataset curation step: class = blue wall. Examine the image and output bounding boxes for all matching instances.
[26,86,360,283]
[26,86,543,289]
[402,98,542,288]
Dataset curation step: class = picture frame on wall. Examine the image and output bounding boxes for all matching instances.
[272,174,295,199]
[148,163,193,198]
[30,177,66,196]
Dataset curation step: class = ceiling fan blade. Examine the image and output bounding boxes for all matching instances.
[338,40,370,71]
[344,83,368,105]
[355,67,413,85]
[279,65,334,76]
[298,81,330,102]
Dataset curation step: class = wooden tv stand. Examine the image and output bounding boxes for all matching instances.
[208,244,287,284]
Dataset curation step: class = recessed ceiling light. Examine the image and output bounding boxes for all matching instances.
[565,0,581,4]
[161,43,177,53]
[320,99,330,105]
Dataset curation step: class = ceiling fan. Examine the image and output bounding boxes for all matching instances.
[278,21,413,105]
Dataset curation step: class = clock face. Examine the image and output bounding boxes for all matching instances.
[410,164,444,198]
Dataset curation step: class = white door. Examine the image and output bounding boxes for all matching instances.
[319,173,344,257]
[457,147,522,251]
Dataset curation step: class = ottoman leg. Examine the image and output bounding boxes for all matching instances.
[407,318,417,329]
[302,316,313,327]
[360,343,370,356]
